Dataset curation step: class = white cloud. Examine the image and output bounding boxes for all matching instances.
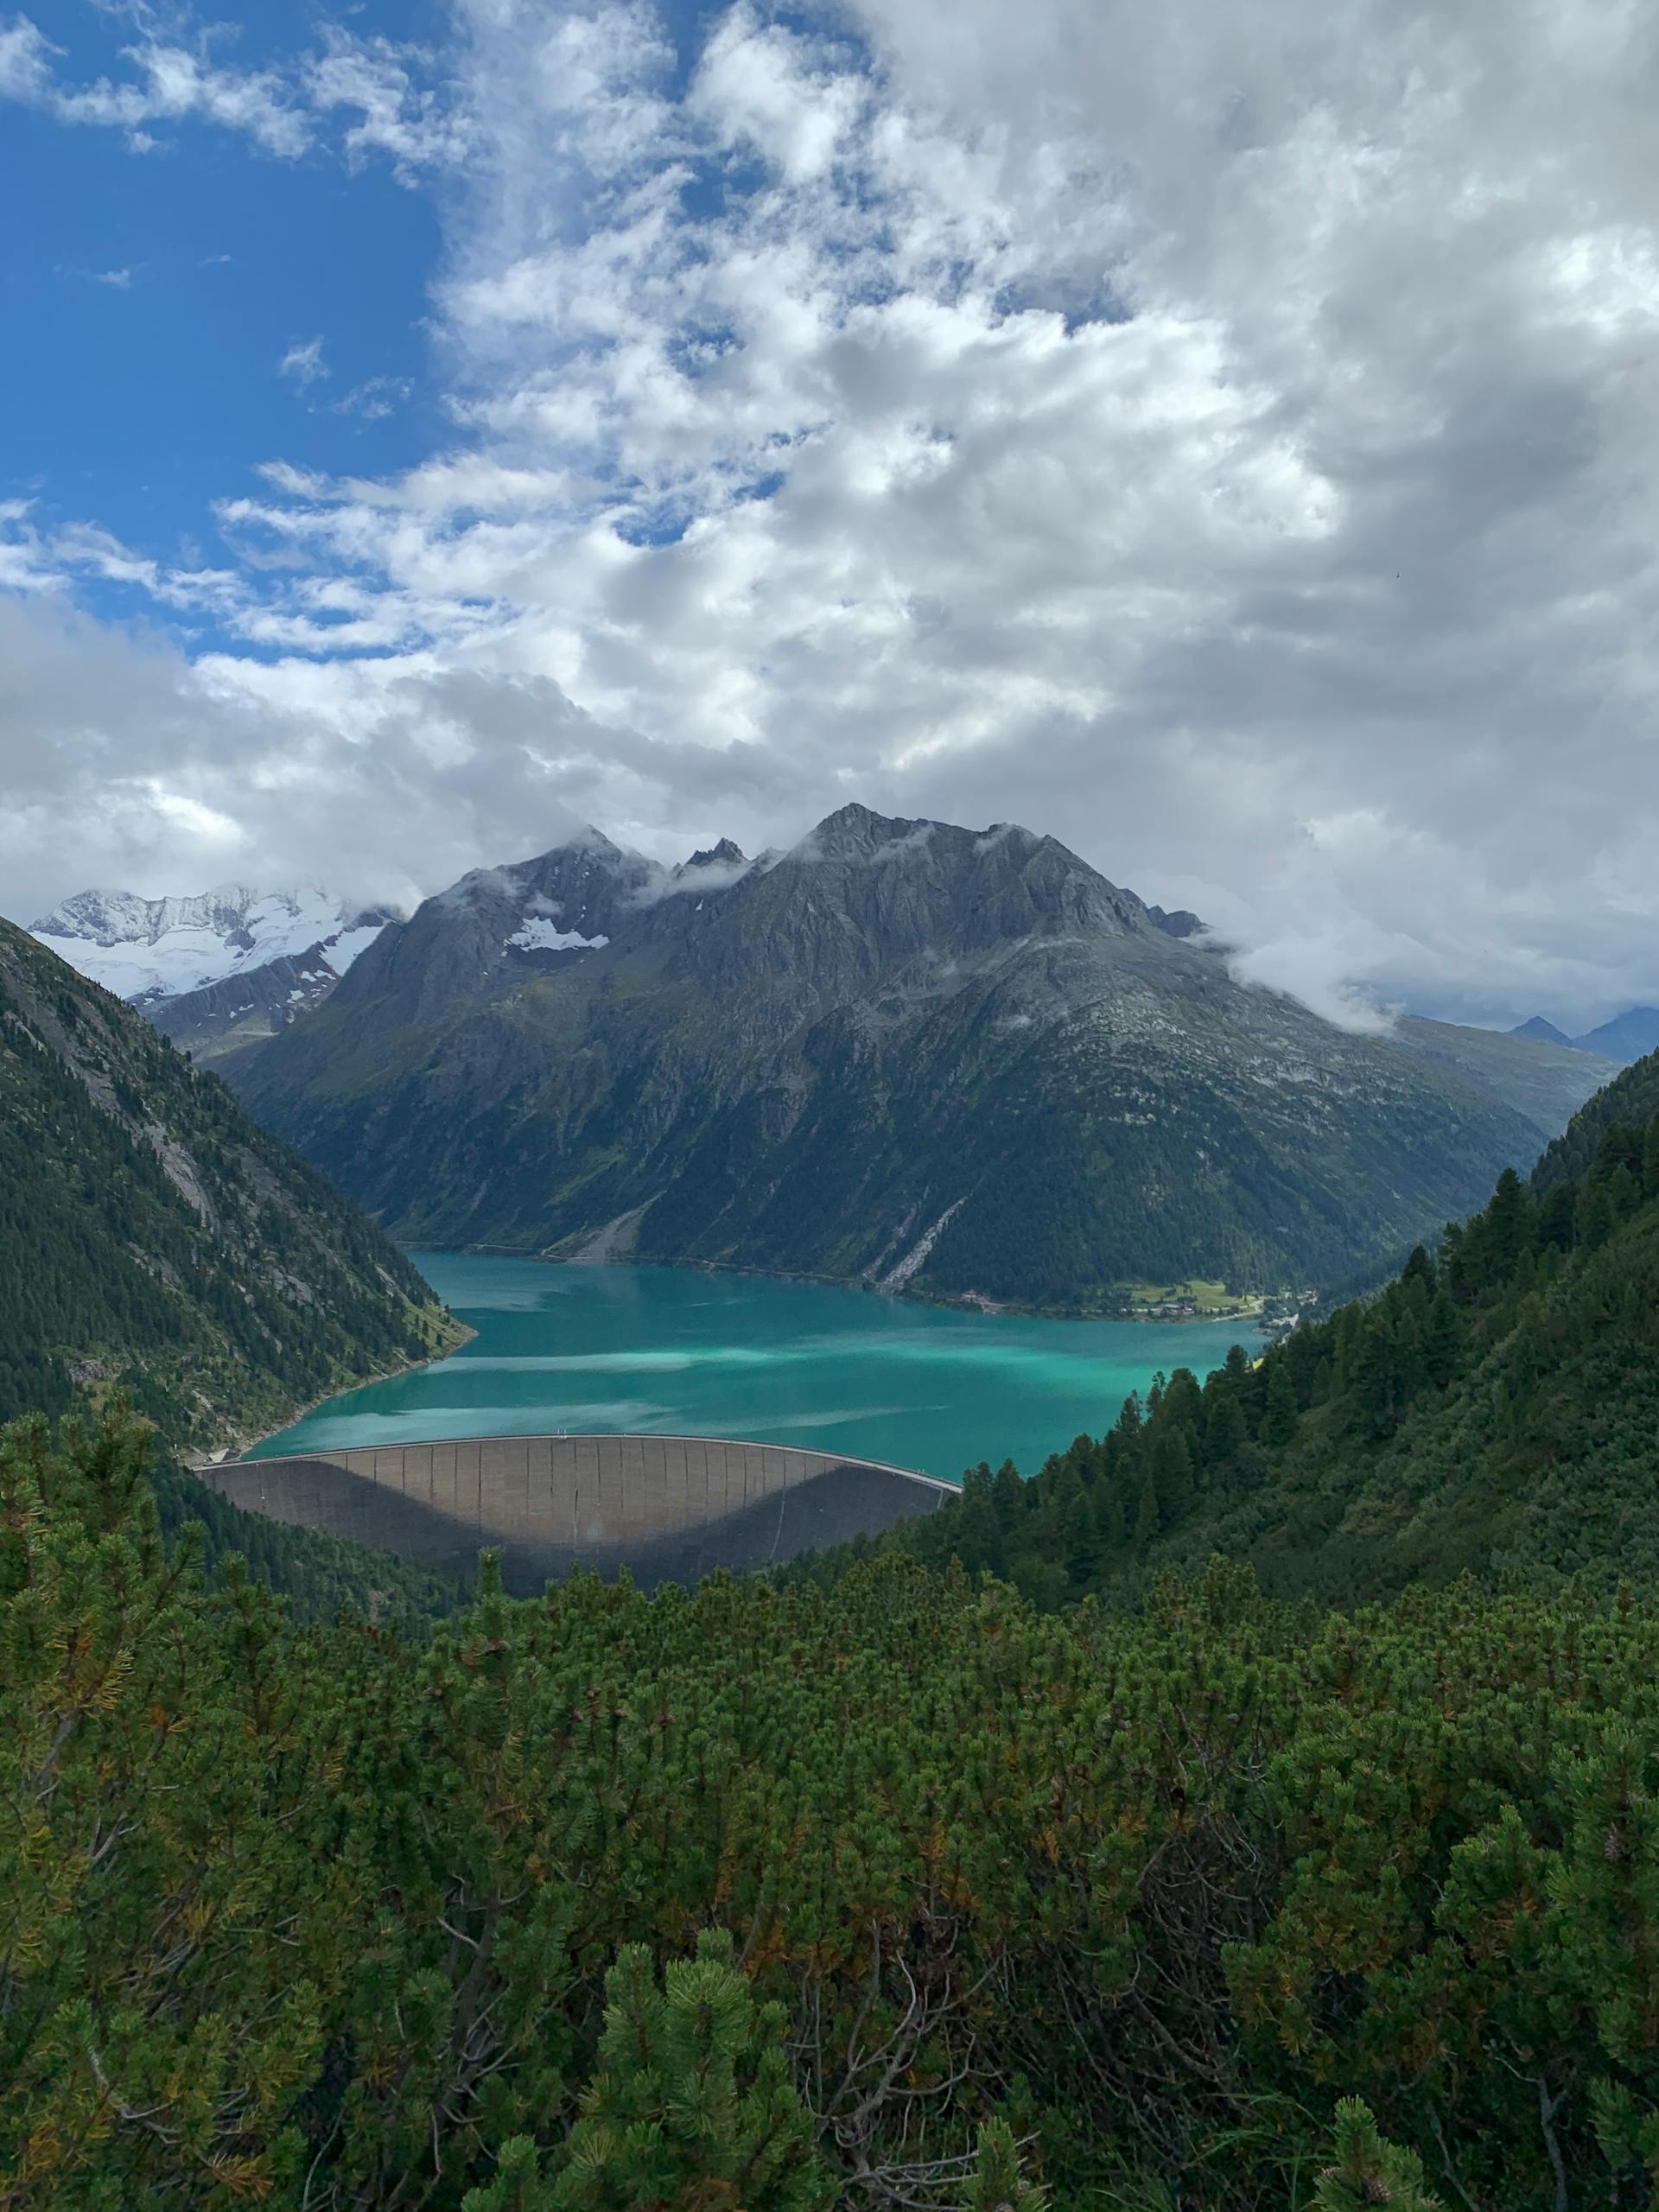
[0,15,54,102]
[92,266,133,289]
[277,337,329,388]
[334,375,414,423]
[49,38,310,158]
[303,28,472,182]
[0,12,467,171]
[6,0,1659,1032]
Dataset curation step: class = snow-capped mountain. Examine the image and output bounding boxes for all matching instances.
[30,886,385,1005]
[30,886,398,1063]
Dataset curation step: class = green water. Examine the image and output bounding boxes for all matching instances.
[248,1257,1257,1484]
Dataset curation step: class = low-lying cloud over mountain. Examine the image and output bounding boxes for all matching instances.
[4,0,1659,1031]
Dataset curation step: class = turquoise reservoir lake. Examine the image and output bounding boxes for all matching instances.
[248,1256,1256,1484]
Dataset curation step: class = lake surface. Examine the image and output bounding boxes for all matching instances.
[248,1257,1256,1484]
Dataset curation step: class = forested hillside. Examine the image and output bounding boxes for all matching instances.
[0,918,463,1447]
[864,1055,1659,1607]
[6,1408,1659,2210]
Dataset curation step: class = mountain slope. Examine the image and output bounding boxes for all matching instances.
[0,918,464,1446]
[1531,1046,1659,1191]
[1390,1011,1613,1135]
[31,883,395,1063]
[871,1051,1659,1605]
[1575,1003,1659,1063]
[227,806,1567,1310]
[143,943,371,1065]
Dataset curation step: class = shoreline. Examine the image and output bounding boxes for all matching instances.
[190,1317,477,1469]
[399,1242,1285,1332]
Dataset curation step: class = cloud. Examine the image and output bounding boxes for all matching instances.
[277,337,329,388]
[0,11,467,172]
[303,28,472,183]
[0,16,54,104]
[92,266,133,289]
[47,35,310,159]
[6,0,1659,1033]
[334,375,413,422]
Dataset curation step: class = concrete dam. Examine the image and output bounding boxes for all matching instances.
[203,1432,953,1595]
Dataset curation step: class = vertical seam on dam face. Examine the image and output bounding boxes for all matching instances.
[204,1433,952,1594]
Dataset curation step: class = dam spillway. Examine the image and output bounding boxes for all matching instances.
[202,1432,953,1595]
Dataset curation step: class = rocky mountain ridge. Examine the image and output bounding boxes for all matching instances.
[226,805,1611,1311]
[1510,1003,1659,1065]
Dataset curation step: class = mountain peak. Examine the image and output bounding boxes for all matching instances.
[677,838,748,874]
[538,823,623,861]
[798,803,925,858]
[29,885,385,1011]
[1510,1014,1576,1049]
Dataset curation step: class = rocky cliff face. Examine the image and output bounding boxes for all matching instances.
[226,806,1597,1309]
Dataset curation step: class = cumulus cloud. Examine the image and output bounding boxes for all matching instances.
[5,0,1659,1030]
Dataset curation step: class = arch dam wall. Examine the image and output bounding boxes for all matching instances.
[201,1433,953,1596]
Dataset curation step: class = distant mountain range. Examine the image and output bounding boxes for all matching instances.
[222,805,1613,1311]
[0,917,461,1446]
[30,885,397,1063]
[1510,1006,1659,1065]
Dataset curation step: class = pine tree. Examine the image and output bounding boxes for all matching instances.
[1094,1480,1127,1555]
[1133,1466,1160,1544]
[1160,1367,1204,1439]
[547,1934,834,2211]
[1060,1482,1097,1585]
[1536,1179,1578,1253]
[992,1457,1026,1531]
[1261,1360,1299,1448]
[966,2119,1048,2211]
[1576,1176,1616,1251]
[1313,2099,1440,2210]
[1484,1166,1531,1286]
[1151,1427,1196,1526]
[954,1465,1002,1574]
[1422,1292,1463,1389]
[1348,1313,1399,1440]
[1605,1162,1641,1225]
[1202,1386,1246,1470]
[1391,1301,1429,1401]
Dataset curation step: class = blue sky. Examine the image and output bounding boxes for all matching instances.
[1,3,447,644]
[3,0,1659,1030]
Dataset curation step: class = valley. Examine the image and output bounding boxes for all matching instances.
[10,868,1659,2210]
